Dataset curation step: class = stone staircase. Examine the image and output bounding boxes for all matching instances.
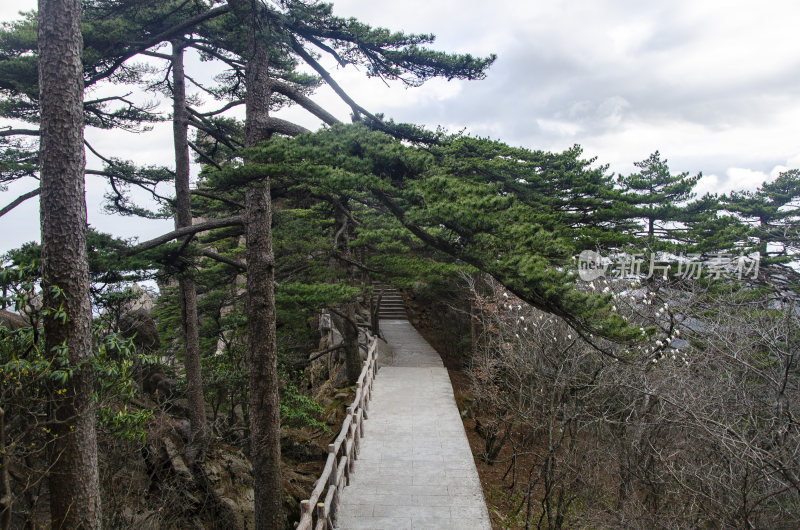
[374,284,407,319]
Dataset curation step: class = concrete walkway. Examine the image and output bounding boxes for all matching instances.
[336,319,491,530]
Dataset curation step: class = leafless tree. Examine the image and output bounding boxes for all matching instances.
[466,273,799,529]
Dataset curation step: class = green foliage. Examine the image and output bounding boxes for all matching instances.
[96,406,152,443]
[0,262,155,443]
[81,0,211,85]
[4,230,163,312]
[151,282,184,358]
[98,159,175,219]
[280,382,328,432]
[276,282,361,317]
[0,136,38,186]
[0,11,38,103]
[0,13,39,189]
[202,345,247,419]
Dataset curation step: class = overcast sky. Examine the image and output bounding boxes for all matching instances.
[2,0,800,253]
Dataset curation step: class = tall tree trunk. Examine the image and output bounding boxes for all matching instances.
[343,302,361,383]
[230,0,284,526]
[369,289,381,337]
[171,39,207,458]
[332,201,361,384]
[245,180,283,529]
[37,0,102,527]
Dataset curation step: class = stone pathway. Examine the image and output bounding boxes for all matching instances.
[336,319,491,530]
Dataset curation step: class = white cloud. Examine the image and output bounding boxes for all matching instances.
[694,174,721,197]
[695,160,799,198]
[786,153,800,168]
[608,20,654,55]
[0,5,33,21]
[725,168,771,193]
[536,118,582,137]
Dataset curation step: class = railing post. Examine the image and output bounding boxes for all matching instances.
[327,444,337,487]
[300,499,311,527]
[348,420,357,473]
[329,474,340,527]
[345,405,355,477]
[341,454,350,487]
[363,384,370,420]
[316,503,326,530]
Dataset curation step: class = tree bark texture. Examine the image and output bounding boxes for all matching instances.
[172,40,208,456]
[343,302,361,383]
[230,0,284,527]
[38,0,102,527]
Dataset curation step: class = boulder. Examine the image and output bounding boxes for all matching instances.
[119,308,160,352]
[0,309,27,330]
[142,367,176,402]
[142,414,255,529]
[199,446,255,530]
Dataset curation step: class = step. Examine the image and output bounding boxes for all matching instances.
[375,295,402,302]
[372,284,406,318]
[378,310,407,317]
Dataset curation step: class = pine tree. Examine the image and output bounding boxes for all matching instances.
[617,151,702,249]
[726,169,800,284]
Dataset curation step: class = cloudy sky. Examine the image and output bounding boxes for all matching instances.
[2,0,800,252]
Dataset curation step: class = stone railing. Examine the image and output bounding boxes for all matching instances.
[296,336,379,530]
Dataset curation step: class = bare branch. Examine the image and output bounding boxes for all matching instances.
[84,93,136,106]
[187,140,223,169]
[0,188,40,218]
[265,117,309,137]
[267,79,340,126]
[291,342,345,367]
[138,50,172,61]
[290,37,381,125]
[330,251,377,274]
[195,100,244,117]
[186,107,244,150]
[125,215,245,255]
[199,247,246,271]
[84,139,115,167]
[0,129,39,138]
[184,72,221,99]
[186,40,246,68]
